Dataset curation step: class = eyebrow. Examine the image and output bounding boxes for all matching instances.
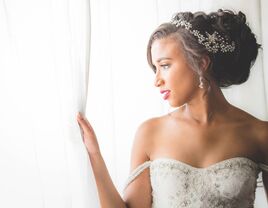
[156,57,172,62]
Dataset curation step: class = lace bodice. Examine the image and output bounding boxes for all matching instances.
[124,157,268,208]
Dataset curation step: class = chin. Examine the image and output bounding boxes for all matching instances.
[169,100,185,108]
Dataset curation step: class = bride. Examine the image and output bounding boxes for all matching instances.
[77,9,268,208]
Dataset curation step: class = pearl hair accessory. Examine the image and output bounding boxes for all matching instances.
[171,18,236,53]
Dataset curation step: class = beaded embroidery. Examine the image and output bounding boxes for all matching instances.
[124,157,267,208]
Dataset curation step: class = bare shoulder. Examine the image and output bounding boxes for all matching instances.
[230,105,267,128]
[240,109,268,148]
[130,116,164,168]
[253,119,268,138]
[123,116,163,208]
[236,106,268,163]
[135,116,162,136]
[253,119,268,164]
[134,116,163,142]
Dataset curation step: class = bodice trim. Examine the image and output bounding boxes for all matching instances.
[123,157,268,191]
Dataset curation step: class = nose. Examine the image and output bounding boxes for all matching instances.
[154,73,164,87]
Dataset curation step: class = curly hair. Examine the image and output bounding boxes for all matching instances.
[147,9,261,88]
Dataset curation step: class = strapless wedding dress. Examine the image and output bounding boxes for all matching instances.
[124,157,268,208]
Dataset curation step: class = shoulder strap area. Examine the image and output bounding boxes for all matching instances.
[123,161,151,191]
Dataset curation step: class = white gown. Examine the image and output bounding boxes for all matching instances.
[124,157,268,208]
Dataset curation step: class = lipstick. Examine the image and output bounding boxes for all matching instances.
[160,90,170,100]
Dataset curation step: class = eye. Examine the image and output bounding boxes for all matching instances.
[161,64,170,70]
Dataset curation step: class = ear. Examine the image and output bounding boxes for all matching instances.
[200,55,211,72]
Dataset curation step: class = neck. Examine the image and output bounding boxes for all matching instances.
[183,83,230,125]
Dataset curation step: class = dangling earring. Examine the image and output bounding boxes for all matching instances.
[199,75,204,89]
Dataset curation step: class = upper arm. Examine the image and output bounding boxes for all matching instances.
[263,171,268,201]
[123,118,157,208]
[258,121,268,198]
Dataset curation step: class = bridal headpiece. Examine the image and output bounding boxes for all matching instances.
[171,17,235,54]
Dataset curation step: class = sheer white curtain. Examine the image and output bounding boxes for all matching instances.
[89,0,267,207]
[0,0,99,207]
[1,0,266,207]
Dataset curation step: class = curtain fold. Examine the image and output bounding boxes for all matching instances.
[0,0,99,207]
[261,0,268,115]
[0,0,266,207]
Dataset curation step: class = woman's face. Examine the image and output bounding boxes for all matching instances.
[151,36,199,107]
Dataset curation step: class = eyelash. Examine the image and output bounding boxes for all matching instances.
[152,64,170,73]
[161,64,170,70]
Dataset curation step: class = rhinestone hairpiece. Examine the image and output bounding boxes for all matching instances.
[171,18,235,53]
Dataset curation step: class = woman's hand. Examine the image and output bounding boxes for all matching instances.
[77,112,100,155]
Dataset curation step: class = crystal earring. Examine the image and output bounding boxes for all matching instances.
[199,76,204,89]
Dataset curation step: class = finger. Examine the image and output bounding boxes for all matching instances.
[79,114,93,127]
[77,113,94,133]
[77,113,93,128]
[77,123,84,135]
[77,116,88,131]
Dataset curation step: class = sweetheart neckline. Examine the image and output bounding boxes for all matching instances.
[150,156,259,170]
[124,157,263,191]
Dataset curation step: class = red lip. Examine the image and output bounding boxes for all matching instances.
[160,90,170,94]
[160,90,170,100]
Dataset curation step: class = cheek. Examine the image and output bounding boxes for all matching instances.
[171,68,197,92]
[169,68,198,104]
